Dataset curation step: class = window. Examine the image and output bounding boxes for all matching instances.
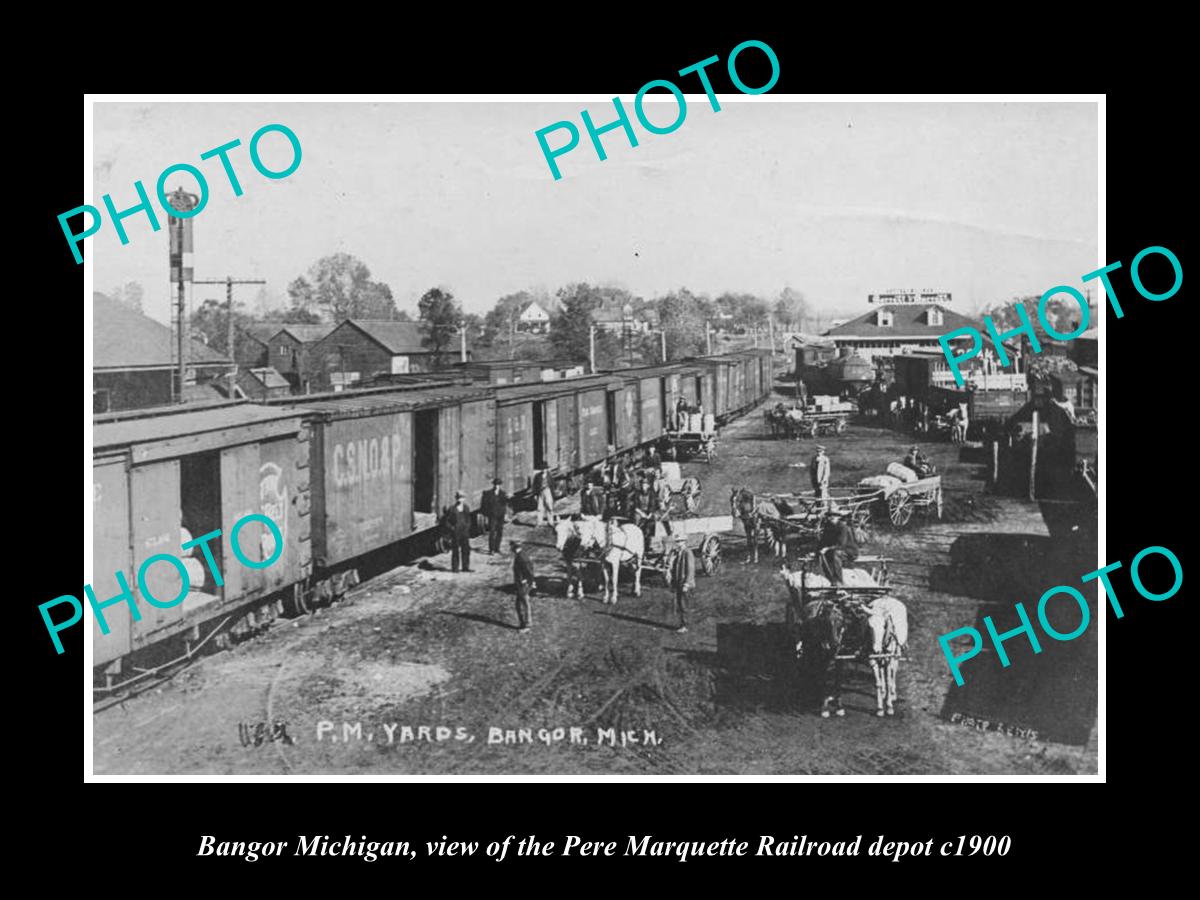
[93,389,111,414]
[878,309,894,327]
[927,307,944,326]
[279,345,288,356]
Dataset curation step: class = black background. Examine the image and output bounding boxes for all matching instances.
[18,23,1188,882]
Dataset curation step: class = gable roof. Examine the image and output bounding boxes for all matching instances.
[825,304,980,340]
[94,292,229,371]
[274,323,335,343]
[245,367,291,389]
[326,319,428,354]
[240,323,280,344]
[519,302,550,319]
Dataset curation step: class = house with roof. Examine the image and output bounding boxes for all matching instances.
[266,323,335,391]
[824,302,987,362]
[236,323,277,368]
[237,366,293,400]
[517,301,551,334]
[306,319,471,390]
[593,301,650,334]
[93,292,230,412]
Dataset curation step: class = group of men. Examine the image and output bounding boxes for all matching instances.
[438,440,691,632]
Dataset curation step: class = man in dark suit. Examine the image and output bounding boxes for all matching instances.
[480,478,509,555]
[580,480,607,519]
[441,491,473,573]
[818,512,859,585]
[670,534,696,634]
[511,539,536,632]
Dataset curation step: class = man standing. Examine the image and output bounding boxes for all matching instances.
[632,476,657,545]
[810,444,831,511]
[440,490,473,573]
[644,443,662,471]
[511,539,535,632]
[533,467,558,526]
[670,534,696,634]
[581,478,607,520]
[480,477,508,555]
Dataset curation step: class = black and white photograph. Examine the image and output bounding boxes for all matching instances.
[83,96,1102,778]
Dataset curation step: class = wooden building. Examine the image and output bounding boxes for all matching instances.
[306,320,472,391]
[93,292,230,413]
[266,323,335,391]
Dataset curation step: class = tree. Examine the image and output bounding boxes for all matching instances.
[775,287,809,331]
[263,305,323,325]
[986,294,1082,348]
[716,292,770,330]
[289,253,399,321]
[109,281,145,314]
[418,287,462,368]
[656,288,712,359]
[189,298,254,356]
[482,291,534,347]
[550,282,604,364]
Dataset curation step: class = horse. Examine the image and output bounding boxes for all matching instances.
[730,487,788,562]
[779,565,909,717]
[555,518,644,605]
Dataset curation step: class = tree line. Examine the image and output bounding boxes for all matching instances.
[113,252,813,370]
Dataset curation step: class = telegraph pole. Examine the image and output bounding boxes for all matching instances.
[194,275,267,399]
[589,324,596,373]
[460,321,467,363]
[705,320,713,356]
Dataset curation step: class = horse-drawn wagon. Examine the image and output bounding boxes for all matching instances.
[554,514,730,604]
[779,554,908,718]
[730,487,879,561]
[765,401,853,439]
[859,472,943,527]
[661,413,718,462]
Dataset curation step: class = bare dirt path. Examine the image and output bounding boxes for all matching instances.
[94,397,1097,775]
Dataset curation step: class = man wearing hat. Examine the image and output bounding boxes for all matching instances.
[670,533,696,634]
[818,510,859,585]
[511,539,536,632]
[904,444,934,478]
[580,477,607,520]
[480,477,509,555]
[440,490,474,573]
[533,467,558,527]
[810,445,831,512]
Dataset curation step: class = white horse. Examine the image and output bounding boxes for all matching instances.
[555,518,644,605]
[866,595,907,717]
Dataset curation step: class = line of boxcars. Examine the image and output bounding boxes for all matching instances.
[91,350,775,683]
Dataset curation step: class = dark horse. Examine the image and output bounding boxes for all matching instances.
[783,573,871,718]
[731,487,794,562]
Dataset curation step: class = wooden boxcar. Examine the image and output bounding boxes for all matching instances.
[273,384,495,568]
[92,403,312,672]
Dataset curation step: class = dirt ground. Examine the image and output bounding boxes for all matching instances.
[93,395,1099,776]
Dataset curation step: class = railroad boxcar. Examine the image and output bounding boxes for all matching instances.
[493,374,630,491]
[270,383,495,562]
[92,403,312,677]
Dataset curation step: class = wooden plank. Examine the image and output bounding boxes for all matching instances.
[129,418,299,464]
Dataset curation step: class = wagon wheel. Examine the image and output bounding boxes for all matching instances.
[852,508,872,544]
[700,534,722,575]
[835,418,848,434]
[889,489,913,527]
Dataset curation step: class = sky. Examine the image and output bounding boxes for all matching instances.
[91,100,1099,325]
